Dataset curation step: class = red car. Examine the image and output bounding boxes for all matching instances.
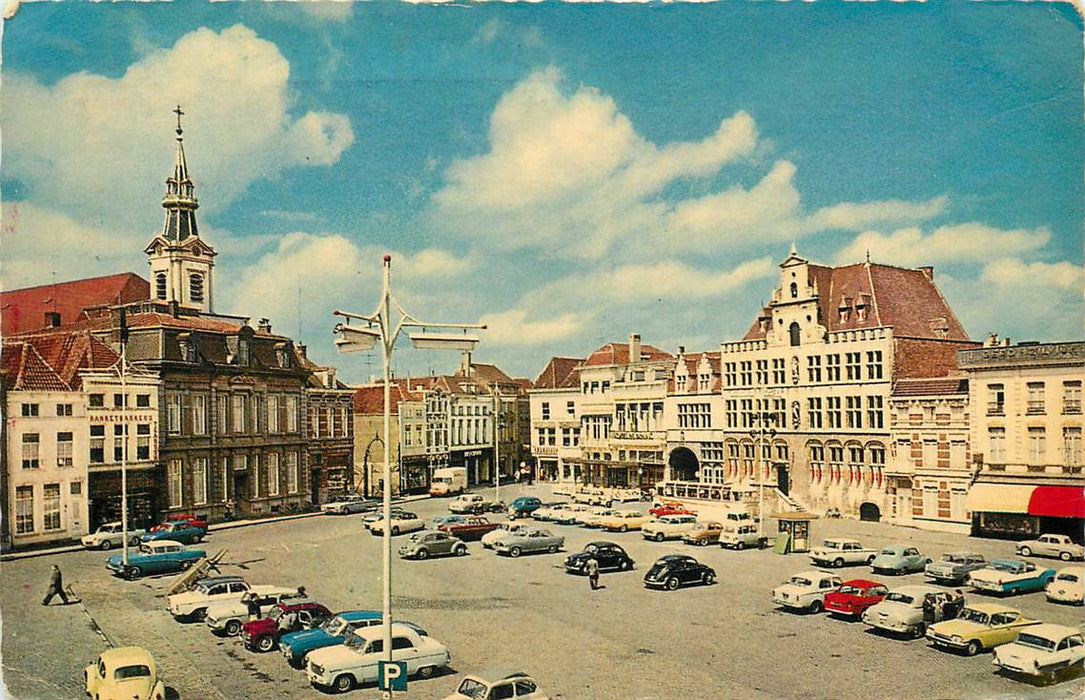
[823,579,890,619]
[241,601,332,652]
[439,516,502,542]
[649,502,695,518]
[152,513,208,532]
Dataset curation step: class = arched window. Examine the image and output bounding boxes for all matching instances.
[789,322,801,347]
[790,282,798,298]
[155,272,167,300]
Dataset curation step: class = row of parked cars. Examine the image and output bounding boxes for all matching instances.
[770,535,1085,684]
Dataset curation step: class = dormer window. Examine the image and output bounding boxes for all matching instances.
[758,315,770,332]
[676,375,687,391]
[178,332,195,362]
[838,298,851,323]
[238,339,250,366]
[275,343,290,368]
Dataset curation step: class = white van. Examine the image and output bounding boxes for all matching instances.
[429,467,467,496]
[719,523,761,550]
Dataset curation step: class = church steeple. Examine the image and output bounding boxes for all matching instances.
[161,105,200,241]
[146,105,216,313]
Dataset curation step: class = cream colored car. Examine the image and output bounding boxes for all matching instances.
[598,510,651,533]
[642,514,698,542]
[1046,567,1084,605]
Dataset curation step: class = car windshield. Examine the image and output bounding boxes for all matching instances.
[456,678,489,699]
[585,544,599,554]
[343,634,368,650]
[325,618,346,635]
[991,562,1018,572]
[822,541,842,550]
[957,608,989,625]
[789,577,813,587]
[269,607,287,621]
[942,554,967,564]
[114,664,151,681]
[1015,633,1056,651]
[885,592,915,605]
[838,585,866,595]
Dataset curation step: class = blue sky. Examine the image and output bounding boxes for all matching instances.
[3,1,1082,382]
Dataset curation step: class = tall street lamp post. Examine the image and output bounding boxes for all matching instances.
[334,255,483,698]
[749,411,778,539]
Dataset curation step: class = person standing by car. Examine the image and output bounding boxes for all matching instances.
[42,565,70,606]
[947,589,965,619]
[245,592,260,620]
[586,556,600,590]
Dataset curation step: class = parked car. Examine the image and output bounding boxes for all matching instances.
[84,646,166,700]
[861,585,953,638]
[431,514,469,529]
[643,554,715,591]
[156,512,209,531]
[507,496,543,519]
[809,538,878,568]
[564,541,635,574]
[682,521,724,546]
[823,579,890,619]
[306,622,451,693]
[1016,534,1084,562]
[281,611,427,668]
[969,559,1057,596]
[579,507,619,528]
[398,530,468,560]
[140,521,205,545]
[649,501,694,518]
[550,503,593,524]
[439,515,502,542]
[642,514,698,542]
[81,522,146,551]
[992,623,1085,680]
[1046,567,1085,605]
[368,511,425,536]
[449,493,504,515]
[606,487,644,506]
[481,522,528,549]
[924,552,988,585]
[532,503,573,522]
[167,576,251,620]
[321,495,377,515]
[441,669,551,700]
[492,528,564,557]
[205,586,308,636]
[870,544,931,575]
[363,506,407,529]
[772,571,843,613]
[573,488,607,506]
[926,603,1041,656]
[598,510,651,533]
[242,601,333,652]
[106,541,206,580]
[718,523,761,550]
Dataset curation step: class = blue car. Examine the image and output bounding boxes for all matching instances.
[871,544,931,575]
[969,559,1057,595]
[106,540,207,579]
[430,514,468,528]
[279,610,428,668]
[141,521,205,545]
[507,497,543,520]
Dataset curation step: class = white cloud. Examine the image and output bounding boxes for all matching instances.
[803,196,949,233]
[478,308,589,347]
[3,24,353,229]
[981,257,1082,290]
[472,18,544,47]
[834,222,1052,266]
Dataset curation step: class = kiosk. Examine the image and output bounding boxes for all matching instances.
[772,512,819,554]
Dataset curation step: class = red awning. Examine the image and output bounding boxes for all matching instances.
[1028,486,1085,519]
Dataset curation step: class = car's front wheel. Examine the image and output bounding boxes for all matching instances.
[392,526,400,536]
[1019,546,1033,557]
[548,544,559,554]
[454,544,467,556]
[180,561,193,571]
[416,665,438,679]
[256,635,275,652]
[654,532,665,542]
[964,640,982,656]
[618,559,631,571]
[332,674,355,693]
[126,566,143,580]
[225,619,242,637]
[665,577,680,591]
[416,548,429,560]
[100,540,112,551]
[833,558,845,568]
[509,546,522,558]
[808,600,823,614]
[913,623,926,639]
[703,572,715,586]
[1060,551,1073,562]
[619,525,629,533]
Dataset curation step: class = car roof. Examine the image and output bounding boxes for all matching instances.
[1023,623,1082,640]
[338,610,382,621]
[588,541,619,548]
[840,579,882,589]
[889,585,941,596]
[249,585,299,595]
[942,551,983,558]
[793,570,837,579]
[991,558,1027,567]
[196,576,245,586]
[467,668,533,684]
[656,554,695,563]
[350,622,419,641]
[99,647,155,667]
[964,602,1021,615]
[823,538,859,544]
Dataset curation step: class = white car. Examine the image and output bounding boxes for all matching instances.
[772,571,842,613]
[80,522,147,551]
[861,585,951,638]
[580,507,619,528]
[306,622,451,693]
[993,623,1085,680]
[808,538,877,568]
[204,586,308,636]
[321,495,377,515]
[641,514,698,542]
[718,523,761,550]
[449,494,494,514]
[369,512,425,536]
[442,670,552,700]
[481,522,528,549]
[167,578,252,620]
[532,503,572,522]
[1046,567,1085,605]
[1016,534,1084,562]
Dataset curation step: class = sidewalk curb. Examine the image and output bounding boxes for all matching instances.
[0,494,434,562]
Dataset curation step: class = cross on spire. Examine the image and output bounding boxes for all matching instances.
[173,104,184,137]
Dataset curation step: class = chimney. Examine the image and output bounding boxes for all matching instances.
[460,350,472,377]
[678,345,685,356]
[44,311,61,327]
[919,266,934,280]
[296,343,307,360]
[258,318,272,333]
[629,333,642,363]
[1001,337,1012,347]
[985,333,999,348]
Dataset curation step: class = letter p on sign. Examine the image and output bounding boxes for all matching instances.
[379,660,408,691]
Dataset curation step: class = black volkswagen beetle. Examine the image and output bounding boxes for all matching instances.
[564,541,635,574]
[643,554,716,591]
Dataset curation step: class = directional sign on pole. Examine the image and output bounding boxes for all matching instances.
[378,660,407,691]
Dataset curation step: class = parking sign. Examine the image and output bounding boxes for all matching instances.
[378,660,408,691]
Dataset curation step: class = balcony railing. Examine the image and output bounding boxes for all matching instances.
[986,402,1004,416]
[1063,400,1082,415]
[1026,401,1046,415]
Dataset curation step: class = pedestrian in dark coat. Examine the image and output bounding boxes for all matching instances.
[245,593,260,620]
[586,556,600,590]
[42,565,70,605]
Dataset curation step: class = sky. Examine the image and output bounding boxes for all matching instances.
[2,0,1082,383]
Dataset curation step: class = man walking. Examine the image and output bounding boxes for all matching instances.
[42,564,70,606]
[586,556,600,590]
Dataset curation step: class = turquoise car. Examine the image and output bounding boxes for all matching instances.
[279,610,427,668]
[871,544,931,575]
[141,521,205,545]
[107,540,207,579]
[969,559,1057,595]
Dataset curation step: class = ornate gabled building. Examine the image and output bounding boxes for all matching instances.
[664,349,723,485]
[529,356,584,483]
[707,246,979,519]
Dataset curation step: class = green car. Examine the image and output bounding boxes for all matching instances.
[397,530,467,560]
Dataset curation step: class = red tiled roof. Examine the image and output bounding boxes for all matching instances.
[353,382,420,415]
[1,332,121,391]
[533,357,583,390]
[1,273,149,336]
[892,377,969,397]
[744,259,970,342]
[583,342,672,367]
